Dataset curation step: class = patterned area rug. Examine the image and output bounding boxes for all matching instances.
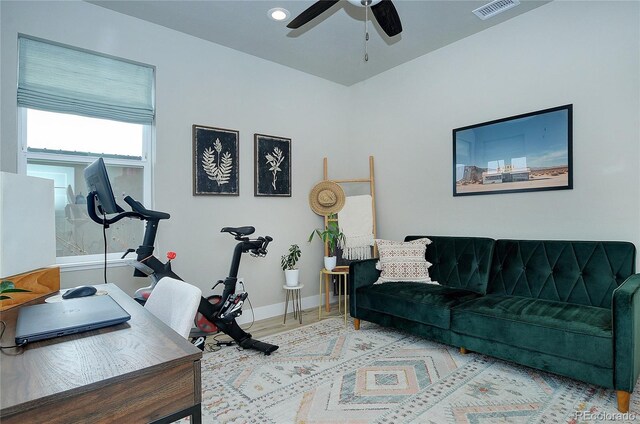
[199,318,640,423]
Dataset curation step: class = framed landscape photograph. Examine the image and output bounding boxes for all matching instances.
[254,134,291,197]
[453,104,573,197]
[193,125,239,196]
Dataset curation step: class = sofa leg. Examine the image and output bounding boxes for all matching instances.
[460,347,468,354]
[354,319,360,330]
[617,390,630,413]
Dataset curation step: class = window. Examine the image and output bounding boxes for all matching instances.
[19,109,151,263]
[17,36,155,266]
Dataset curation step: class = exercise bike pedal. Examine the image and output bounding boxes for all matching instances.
[190,336,206,351]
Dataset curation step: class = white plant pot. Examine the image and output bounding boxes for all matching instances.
[285,269,300,287]
[324,256,337,271]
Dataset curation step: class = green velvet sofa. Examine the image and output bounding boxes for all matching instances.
[349,236,640,412]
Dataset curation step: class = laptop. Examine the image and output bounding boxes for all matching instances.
[15,295,131,345]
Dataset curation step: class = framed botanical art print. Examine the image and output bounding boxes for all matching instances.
[254,134,291,197]
[193,125,239,196]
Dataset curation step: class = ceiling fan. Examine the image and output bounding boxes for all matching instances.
[287,0,403,38]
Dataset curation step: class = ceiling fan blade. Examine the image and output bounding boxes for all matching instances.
[287,0,340,29]
[370,0,402,37]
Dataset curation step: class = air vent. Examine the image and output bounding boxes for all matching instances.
[473,0,520,20]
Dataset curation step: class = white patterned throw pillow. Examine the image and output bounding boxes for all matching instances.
[374,238,436,284]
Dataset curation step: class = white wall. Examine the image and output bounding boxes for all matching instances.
[1,1,639,320]
[0,1,348,314]
[0,172,55,277]
[344,1,640,264]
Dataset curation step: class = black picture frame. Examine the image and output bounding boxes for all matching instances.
[254,134,291,197]
[453,104,573,197]
[193,125,239,196]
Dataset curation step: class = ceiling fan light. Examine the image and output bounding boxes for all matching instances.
[346,0,382,7]
[268,7,290,21]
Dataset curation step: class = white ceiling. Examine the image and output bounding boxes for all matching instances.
[89,0,550,86]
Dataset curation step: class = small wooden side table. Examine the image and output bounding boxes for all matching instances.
[283,284,304,324]
[319,266,349,325]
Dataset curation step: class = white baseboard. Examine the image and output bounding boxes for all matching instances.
[236,293,341,325]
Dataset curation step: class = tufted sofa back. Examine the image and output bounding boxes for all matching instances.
[405,235,495,295]
[488,240,636,308]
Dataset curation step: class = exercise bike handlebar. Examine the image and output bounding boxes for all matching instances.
[251,236,273,257]
[86,192,145,227]
[87,192,170,228]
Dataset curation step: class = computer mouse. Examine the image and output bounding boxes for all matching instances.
[62,285,97,299]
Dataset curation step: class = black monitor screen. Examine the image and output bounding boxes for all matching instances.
[84,158,120,215]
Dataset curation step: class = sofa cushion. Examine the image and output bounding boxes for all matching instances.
[488,240,636,308]
[356,282,481,329]
[405,235,495,295]
[451,295,612,367]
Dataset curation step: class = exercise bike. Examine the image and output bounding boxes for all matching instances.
[83,158,278,355]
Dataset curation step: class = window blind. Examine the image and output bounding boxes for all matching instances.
[18,37,154,124]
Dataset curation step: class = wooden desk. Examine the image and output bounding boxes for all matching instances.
[0,283,202,424]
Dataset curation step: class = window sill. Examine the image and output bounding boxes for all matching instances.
[57,258,131,273]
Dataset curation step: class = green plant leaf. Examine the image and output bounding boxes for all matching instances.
[0,280,15,291]
[0,288,30,293]
[281,244,302,270]
[308,222,345,255]
[0,280,31,300]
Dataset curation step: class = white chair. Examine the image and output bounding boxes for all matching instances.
[144,277,202,339]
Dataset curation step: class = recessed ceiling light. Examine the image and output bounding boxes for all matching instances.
[268,7,290,22]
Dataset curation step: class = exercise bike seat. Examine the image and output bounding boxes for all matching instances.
[221,226,255,236]
[124,196,170,221]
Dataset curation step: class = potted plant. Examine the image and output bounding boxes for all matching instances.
[308,219,345,271]
[281,244,302,286]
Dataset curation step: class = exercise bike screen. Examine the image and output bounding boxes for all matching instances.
[84,157,121,215]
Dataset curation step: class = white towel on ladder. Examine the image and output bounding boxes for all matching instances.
[338,195,374,260]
